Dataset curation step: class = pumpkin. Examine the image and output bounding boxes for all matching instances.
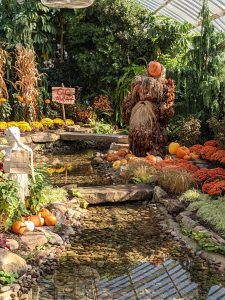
[147,61,162,78]
[155,156,163,162]
[120,159,127,166]
[112,160,121,171]
[38,208,50,218]
[117,148,128,158]
[168,142,180,155]
[145,155,157,164]
[12,221,27,235]
[183,155,191,161]
[28,214,42,227]
[107,153,118,162]
[45,215,57,226]
[190,153,200,160]
[176,146,190,159]
[120,171,126,178]
[125,153,136,160]
[24,221,35,232]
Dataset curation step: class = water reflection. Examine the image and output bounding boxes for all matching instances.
[32,259,225,300]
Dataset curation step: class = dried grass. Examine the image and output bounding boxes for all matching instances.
[0,48,9,99]
[126,160,157,184]
[157,167,195,194]
[15,45,41,120]
[129,101,156,131]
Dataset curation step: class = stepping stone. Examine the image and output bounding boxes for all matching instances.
[60,132,128,144]
[65,184,153,204]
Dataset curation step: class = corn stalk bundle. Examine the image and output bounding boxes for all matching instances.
[15,45,41,120]
[122,71,175,156]
[0,48,9,99]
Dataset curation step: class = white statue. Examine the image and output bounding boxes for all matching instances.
[1,127,35,203]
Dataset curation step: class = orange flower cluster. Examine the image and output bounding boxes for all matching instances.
[156,158,199,174]
[76,107,96,123]
[204,140,222,148]
[93,95,111,110]
[210,149,225,164]
[200,146,217,160]
[189,144,203,155]
[202,176,225,196]
[194,167,225,196]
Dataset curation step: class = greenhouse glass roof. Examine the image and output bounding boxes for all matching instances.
[136,0,225,32]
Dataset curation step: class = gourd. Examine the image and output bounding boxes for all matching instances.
[183,155,191,161]
[38,208,50,218]
[168,142,180,154]
[12,221,27,235]
[28,214,43,227]
[120,159,127,166]
[117,148,128,158]
[24,221,35,232]
[112,160,121,171]
[147,61,162,78]
[145,154,156,164]
[45,215,57,226]
[176,146,190,159]
[107,153,118,162]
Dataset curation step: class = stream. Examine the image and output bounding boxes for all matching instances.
[32,151,225,300]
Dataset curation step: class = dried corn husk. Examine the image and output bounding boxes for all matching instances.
[0,48,9,99]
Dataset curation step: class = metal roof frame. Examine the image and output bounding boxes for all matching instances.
[137,0,225,32]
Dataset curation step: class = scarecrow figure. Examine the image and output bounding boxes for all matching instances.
[122,61,175,157]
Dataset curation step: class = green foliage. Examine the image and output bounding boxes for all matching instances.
[0,271,18,286]
[188,198,225,234]
[179,189,210,202]
[92,121,113,134]
[0,172,28,229]
[167,116,201,146]
[0,102,12,121]
[29,167,51,213]
[71,189,89,209]
[208,116,225,148]
[182,227,225,255]
[40,187,68,204]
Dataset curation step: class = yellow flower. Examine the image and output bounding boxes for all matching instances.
[41,118,54,127]
[0,122,8,130]
[7,121,18,127]
[66,163,73,172]
[17,121,31,132]
[0,98,7,103]
[16,95,23,102]
[65,119,75,126]
[55,167,65,173]
[45,99,51,104]
[30,122,43,129]
[53,118,65,125]
[47,168,56,175]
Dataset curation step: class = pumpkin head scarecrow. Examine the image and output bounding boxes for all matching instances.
[122,61,175,157]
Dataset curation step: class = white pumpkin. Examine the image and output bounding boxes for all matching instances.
[24,221,35,232]
[155,156,163,162]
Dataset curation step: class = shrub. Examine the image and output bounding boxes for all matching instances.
[179,189,210,202]
[157,167,195,194]
[92,121,113,134]
[40,187,68,204]
[208,117,225,148]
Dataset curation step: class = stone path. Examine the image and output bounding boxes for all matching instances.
[60,132,128,144]
[31,202,225,300]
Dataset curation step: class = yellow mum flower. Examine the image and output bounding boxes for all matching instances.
[55,167,65,173]
[7,121,18,127]
[53,118,65,125]
[41,118,54,127]
[47,168,56,175]
[45,99,51,104]
[17,121,32,132]
[0,98,7,103]
[30,122,43,129]
[0,122,8,130]
[65,119,75,126]
[66,164,73,172]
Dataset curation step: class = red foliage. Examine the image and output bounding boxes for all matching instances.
[156,158,198,173]
[200,146,218,160]
[204,140,221,148]
[189,144,203,155]
[202,176,225,196]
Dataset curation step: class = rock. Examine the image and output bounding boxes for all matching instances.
[10,284,20,293]
[31,132,60,143]
[0,290,12,300]
[92,157,105,165]
[19,231,48,250]
[160,198,186,214]
[66,184,153,204]
[5,239,19,251]
[152,186,168,202]
[0,249,27,275]
[20,136,32,144]
[37,227,63,245]
[60,132,128,144]
[0,286,11,293]
[109,143,129,151]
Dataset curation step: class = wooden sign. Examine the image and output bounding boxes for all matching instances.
[6,150,30,174]
[52,87,75,105]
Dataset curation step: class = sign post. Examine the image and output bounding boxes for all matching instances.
[52,86,75,121]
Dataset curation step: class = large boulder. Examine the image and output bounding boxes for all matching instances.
[19,231,48,250]
[31,132,60,143]
[0,249,27,275]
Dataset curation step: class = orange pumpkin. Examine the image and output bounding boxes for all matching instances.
[190,153,200,160]
[117,148,128,158]
[147,61,162,78]
[38,208,50,218]
[176,146,190,159]
[45,215,57,226]
[107,153,118,162]
[168,142,180,154]
[28,214,42,227]
[183,155,191,161]
[125,153,136,160]
[120,159,127,166]
[12,221,27,235]
[146,155,157,164]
